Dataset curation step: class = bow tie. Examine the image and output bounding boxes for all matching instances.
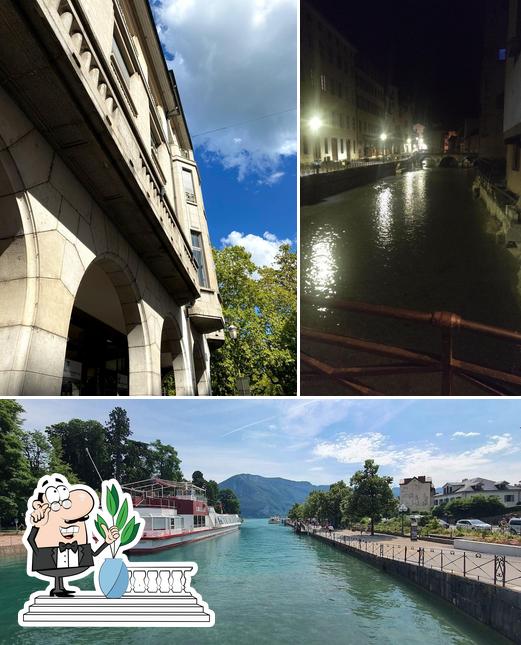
[58,541,78,553]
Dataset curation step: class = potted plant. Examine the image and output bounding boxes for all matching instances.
[94,481,142,599]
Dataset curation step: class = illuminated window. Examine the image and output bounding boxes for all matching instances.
[191,231,209,288]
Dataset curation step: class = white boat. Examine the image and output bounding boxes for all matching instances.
[122,478,241,554]
[268,515,281,524]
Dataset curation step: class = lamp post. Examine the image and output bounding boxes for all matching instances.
[398,503,408,536]
[226,324,250,395]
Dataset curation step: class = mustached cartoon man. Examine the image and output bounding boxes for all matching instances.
[25,474,119,597]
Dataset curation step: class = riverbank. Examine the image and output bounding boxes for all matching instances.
[301,160,397,205]
[305,527,521,643]
[0,533,24,556]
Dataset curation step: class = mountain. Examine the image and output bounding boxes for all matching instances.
[219,473,330,518]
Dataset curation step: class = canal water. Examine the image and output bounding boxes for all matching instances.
[301,169,521,390]
[0,519,508,644]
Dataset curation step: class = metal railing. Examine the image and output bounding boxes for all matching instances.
[301,296,521,395]
[317,532,521,589]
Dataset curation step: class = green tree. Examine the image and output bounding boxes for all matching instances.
[192,470,206,489]
[205,480,219,507]
[149,440,183,481]
[348,460,396,535]
[288,503,304,521]
[22,430,50,478]
[437,495,506,520]
[302,490,330,523]
[47,436,79,484]
[327,481,351,529]
[46,419,110,488]
[218,488,240,514]
[106,407,131,480]
[0,400,33,526]
[123,440,154,482]
[211,244,296,396]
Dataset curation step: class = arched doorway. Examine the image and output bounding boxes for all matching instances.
[62,255,147,395]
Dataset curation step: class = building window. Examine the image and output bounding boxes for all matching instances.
[183,169,196,202]
[340,138,344,154]
[505,495,514,502]
[302,135,309,155]
[324,138,329,154]
[191,231,209,288]
[112,32,133,87]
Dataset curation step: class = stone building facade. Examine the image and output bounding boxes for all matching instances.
[399,476,435,513]
[0,0,224,396]
[434,478,521,508]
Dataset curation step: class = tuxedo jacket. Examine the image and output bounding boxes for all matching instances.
[27,526,108,572]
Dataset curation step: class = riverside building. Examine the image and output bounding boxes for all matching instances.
[399,476,435,513]
[0,0,223,396]
[504,0,521,196]
[433,478,521,508]
[300,1,412,171]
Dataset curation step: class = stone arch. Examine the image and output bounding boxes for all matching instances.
[62,252,157,396]
[0,142,40,393]
[160,314,193,395]
[439,156,458,168]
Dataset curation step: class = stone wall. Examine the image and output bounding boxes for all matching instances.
[311,532,521,643]
[301,161,397,205]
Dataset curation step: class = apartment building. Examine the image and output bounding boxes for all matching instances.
[433,478,521,508]
[0,0,224,396]
[399,476,435,513]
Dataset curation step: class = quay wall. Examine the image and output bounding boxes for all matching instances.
[301,162,397,206]
[310,532,521,643]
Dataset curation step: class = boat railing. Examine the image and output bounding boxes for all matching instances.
[127,563,195,595]
[301,296,521,395]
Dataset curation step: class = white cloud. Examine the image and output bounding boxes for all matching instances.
[221,230,292,268]
[435,432,443,437]
[452,431,480,438]
[313,432,520,486]
[153,0,297,181]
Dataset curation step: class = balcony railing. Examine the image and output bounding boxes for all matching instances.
[19,563,214,626]
[302,296,521,395]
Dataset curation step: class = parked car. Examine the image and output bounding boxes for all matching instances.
[455,519,492,531]
[509,518,521,535]
[437,519,450,529]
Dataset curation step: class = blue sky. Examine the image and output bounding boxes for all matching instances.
[152,0,297,266]
[19,399,521,488]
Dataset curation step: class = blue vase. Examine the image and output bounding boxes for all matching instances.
[98,557,129,599]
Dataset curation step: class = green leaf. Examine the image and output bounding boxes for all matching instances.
[95,514,108,539]
[119,516,136,546]
[115,498,128,531]
[106,484,118,516]
[121,522,141,547]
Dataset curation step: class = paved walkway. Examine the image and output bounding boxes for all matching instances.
[310,529,521,591]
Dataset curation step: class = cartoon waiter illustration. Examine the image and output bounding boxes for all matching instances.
[25,474,119,596]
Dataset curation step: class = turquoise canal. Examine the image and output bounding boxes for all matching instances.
[0,519,507,644]
[301,169,521,392]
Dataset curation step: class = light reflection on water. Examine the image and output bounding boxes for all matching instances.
[375,184,393,246]
[305,226,339,297]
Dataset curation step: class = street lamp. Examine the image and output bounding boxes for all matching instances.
[309,115,322,133]
[398,503,408,536]
[226,324,250,395]
[227,324,238,341]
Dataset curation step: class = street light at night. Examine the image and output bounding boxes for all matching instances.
[309,115,322,132]
[380,132,387,158]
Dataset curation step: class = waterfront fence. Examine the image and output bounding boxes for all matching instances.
[321,531,521,589]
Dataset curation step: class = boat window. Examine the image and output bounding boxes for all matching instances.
[144,518,152,530]
[152,517,168,530]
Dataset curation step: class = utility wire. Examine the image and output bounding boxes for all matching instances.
[191,107,296,138]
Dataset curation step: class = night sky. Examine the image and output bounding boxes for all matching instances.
[307,0,490,128]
